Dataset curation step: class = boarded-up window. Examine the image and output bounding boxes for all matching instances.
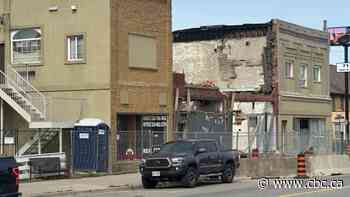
[128,33,157,69]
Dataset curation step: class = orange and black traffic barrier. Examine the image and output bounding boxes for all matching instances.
[346,144,350,156]
[297,153,307,178]
[251,148,259,160]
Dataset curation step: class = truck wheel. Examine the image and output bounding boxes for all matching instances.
[142,176,158,189]
[222,163,234,183]
[181,166,198,188]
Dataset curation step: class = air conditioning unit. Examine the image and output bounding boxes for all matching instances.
[48,6,59,12]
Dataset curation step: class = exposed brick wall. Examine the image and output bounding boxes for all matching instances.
[110,0,173,169]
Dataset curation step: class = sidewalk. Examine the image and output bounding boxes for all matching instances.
[20,173,141,197]
[20,173,252,197]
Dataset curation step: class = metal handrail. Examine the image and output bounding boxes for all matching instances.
[3,65,46,119]
[0,70,41,117]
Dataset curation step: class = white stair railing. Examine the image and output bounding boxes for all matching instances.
[5,65,47,119]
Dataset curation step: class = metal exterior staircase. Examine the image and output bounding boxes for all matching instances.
[0,65,46,122]
[17,130,58,156]
[0,65,49,156]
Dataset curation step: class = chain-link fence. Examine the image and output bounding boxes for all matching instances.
[281,129,334,155]
[333,122,349,155]
[115,128,339,161]
[175,132,233,150]
[0,129,62,157]
[116,130,167,160]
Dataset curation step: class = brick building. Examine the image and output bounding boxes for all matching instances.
[173,19,331,154]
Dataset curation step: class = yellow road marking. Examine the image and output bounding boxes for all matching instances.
[279,185,350,197]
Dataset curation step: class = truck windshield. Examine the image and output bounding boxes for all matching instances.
[159,142,195,153]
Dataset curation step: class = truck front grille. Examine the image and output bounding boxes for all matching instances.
[145,158,170,168]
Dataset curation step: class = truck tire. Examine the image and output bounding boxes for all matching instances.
[142,176,158,189]
[181,166,198,188]
[222,163,234,183]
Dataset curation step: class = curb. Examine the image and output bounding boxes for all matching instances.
[28,184,142,197]
[26,176,252,196]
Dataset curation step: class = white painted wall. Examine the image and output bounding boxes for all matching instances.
[232,102,276,153]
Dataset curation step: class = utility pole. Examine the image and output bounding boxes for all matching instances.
[345,45,349,145]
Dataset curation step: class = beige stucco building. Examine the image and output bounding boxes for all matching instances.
[0,0,173,170]
[173,19,331,154]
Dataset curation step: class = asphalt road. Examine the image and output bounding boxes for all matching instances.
[60,175,350,197]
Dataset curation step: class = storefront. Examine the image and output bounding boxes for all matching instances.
[116,114,168,160]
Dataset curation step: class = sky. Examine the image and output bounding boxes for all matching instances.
[172,0,350,64]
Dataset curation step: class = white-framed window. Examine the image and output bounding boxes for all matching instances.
[11,28,41,64]
[313,65,321,82]
[299,64,308,87]
[67,34,85,62]
[285,61,294,79]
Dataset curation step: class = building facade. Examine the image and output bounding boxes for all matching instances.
[330,64,349,153]
[173,19,331,154]
[0,0,173,171]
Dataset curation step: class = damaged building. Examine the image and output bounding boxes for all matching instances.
[173,19,331,154]
[173,72,233,149]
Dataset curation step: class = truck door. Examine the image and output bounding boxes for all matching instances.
[0,158,17,195]
[196,142,210,174]
[207,142,221,173]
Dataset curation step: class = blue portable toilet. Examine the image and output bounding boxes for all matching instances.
[72,119,109,172]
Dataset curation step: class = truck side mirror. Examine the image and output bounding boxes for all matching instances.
[197,148,207,154]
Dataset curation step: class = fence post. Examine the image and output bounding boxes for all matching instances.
[141,129,144,159]
[0,99,3,155]
[38,129,41,155]
[235,129,240,150]
[341,132,344,155]
[70,129,74,177]
[59,129,63,153]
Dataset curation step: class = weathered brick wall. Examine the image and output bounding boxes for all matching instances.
[173,37,267,92]
[110,0,173,169]
[110,0,172,125]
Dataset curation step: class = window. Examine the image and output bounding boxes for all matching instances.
[11,28,41,64]
[159,142,195,154]
[285,62,293,79]
[197,142,217,153]
[206,142,218,152]
[299,64,308,87]
[67,34,85,63]
[313,65,321,82]
[333,96,344,112]
[128,33,157,69]
[18,71,36,82]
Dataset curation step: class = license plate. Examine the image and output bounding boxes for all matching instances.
[152,171,160,177]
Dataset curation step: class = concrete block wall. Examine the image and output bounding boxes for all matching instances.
[112,160,139,174]
[237,157,297,178]
[307,155,350,177]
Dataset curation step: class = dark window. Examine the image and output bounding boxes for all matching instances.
[197,141,217,152]
[159,141,195,154]
[207,142,218,152]
[300,119,309,129]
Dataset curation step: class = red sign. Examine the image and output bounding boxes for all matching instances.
[328,27,350,46]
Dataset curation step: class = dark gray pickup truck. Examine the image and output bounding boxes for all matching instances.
[0,157,21,197]
[140,139,240,188]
